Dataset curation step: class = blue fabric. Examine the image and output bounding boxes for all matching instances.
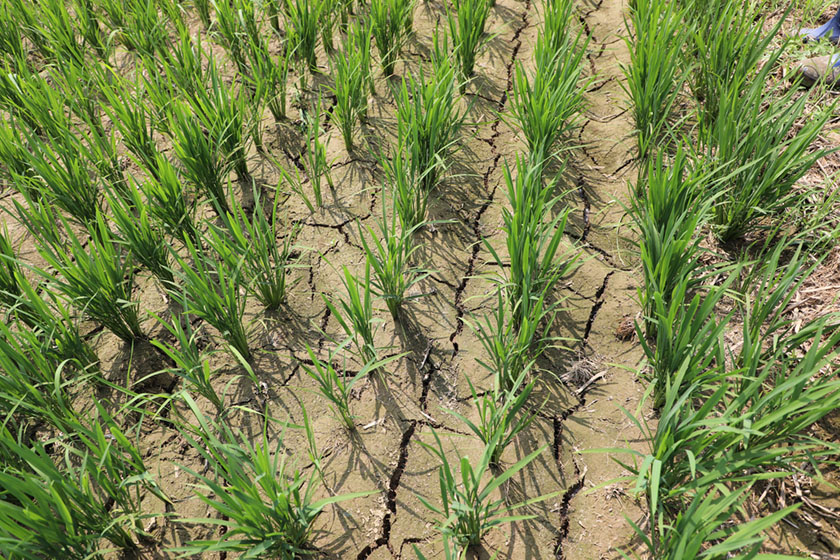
[801,8,840,43]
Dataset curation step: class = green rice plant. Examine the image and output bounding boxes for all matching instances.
[0,227,21,309]
[383,146,427,233]
[359,199,428,321]
[35,213,143,342]
[106,180,174,286]
[446,0,490,88]
[681,0,783,128]
[370,0,412,76]
[140,154,198,243]
[0,320,83,428]
[284,0,321,74]
[212,0,250,74]
[301,94,333,207]
[191,63,251,181]
[0,60,72,137]
[246,33,293,121]
[120,0,171,56]
[168,236,251,361]
[630,146,712,337]
[208,184,304,310]
[13,272,98,369]
[71,0,108,59]
[19,128,101,226]
[155,28,207,105]
[620,309,840,558]
[417,429,553,549]
[168,99,230,214]
[99,72,160,176]
[330,21,373,150]
[622,0,688,160]
[0,0,25,62]
[446,370,539,466]
[320,0,337,54]
[323,263,380,364]
[394,55,465,192]
[174,395,374,557]
[28,0,86,66]
[511,18,590,166]
[152,313,228,415]
[699,54,832,243]
[640,273,733,410]
[8,189,64,250]
[301,341,401,429]
[486,157,579,336]
[0,404,167,558]
[351,18,376,97]
[194,0,212,28]
[538,0,573,56]
[463,289,535,393]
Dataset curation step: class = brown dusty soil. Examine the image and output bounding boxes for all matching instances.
[0,0,655,558]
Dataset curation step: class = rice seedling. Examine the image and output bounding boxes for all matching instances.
[284,0,322,74]
[0,320,83,428]
[446,370,539,466]
[0,399,167,555]
[194,0,212,29]
[620,299,840,558]
[417,428,553,549]
[35,213,143,342]
[323,263,380,364]
[446,0,490,88]
[152,313,229,416]
[120,0,172,57]
[13,273,98,370]
[106,180,174,286]
[370,0,413,76]
[622,0,688,160]
[463,289,535,393]
[301,94,333,207]
[510,14,590,166]
[29,0,86,66]
[383,146,428,233]
[486,157,579,337]
[630,146,712,337]
[699,54,832,243]
[174,395,374,557]
[19,128,101,226]
[212,0,250,75]
[139,154,198,243]
[72,0,108,60]
[99,72,160,178]
[394,54,465,192]
[358,199,428,321]
[0,0,24,62]
[192,63,251,182]
[168,99,230,214]
[330,21,373,151]
[168,236,252,361]
[681,0,783,128]
[246,33,293,122]
[301,341,402,429]
[155,27,207,106]
[0,227,21,309]
[208,184,304,310]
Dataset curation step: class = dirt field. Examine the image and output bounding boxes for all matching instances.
[8,0,840,558]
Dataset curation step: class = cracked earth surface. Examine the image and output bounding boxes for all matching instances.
[1,0,649,558]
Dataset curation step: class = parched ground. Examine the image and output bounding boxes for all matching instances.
[1,0,656,558]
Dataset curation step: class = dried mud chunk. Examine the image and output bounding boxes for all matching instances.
[615,315,635,341]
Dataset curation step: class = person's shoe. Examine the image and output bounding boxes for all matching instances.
[797,54,840,87]
[799,9,840,43]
